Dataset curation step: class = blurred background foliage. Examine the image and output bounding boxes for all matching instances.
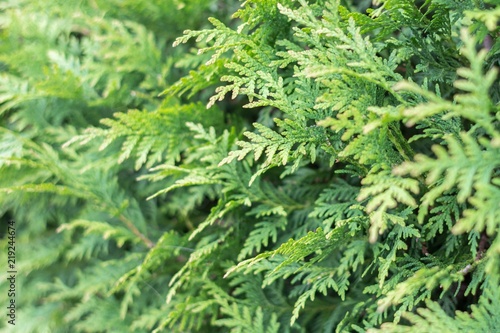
[0,0,239,331]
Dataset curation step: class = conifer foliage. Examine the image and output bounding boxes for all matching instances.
[0,0,499,332]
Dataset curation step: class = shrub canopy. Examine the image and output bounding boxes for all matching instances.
[0,0,499,332]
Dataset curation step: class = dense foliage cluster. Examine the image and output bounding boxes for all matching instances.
[0,0,499,332]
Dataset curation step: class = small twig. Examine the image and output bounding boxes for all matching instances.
[460,264,473,275]
[416,237,429,256]
[118,214,155,249]
[483,35,493,51]
[185,217,195,231]
[476,232,489,261]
